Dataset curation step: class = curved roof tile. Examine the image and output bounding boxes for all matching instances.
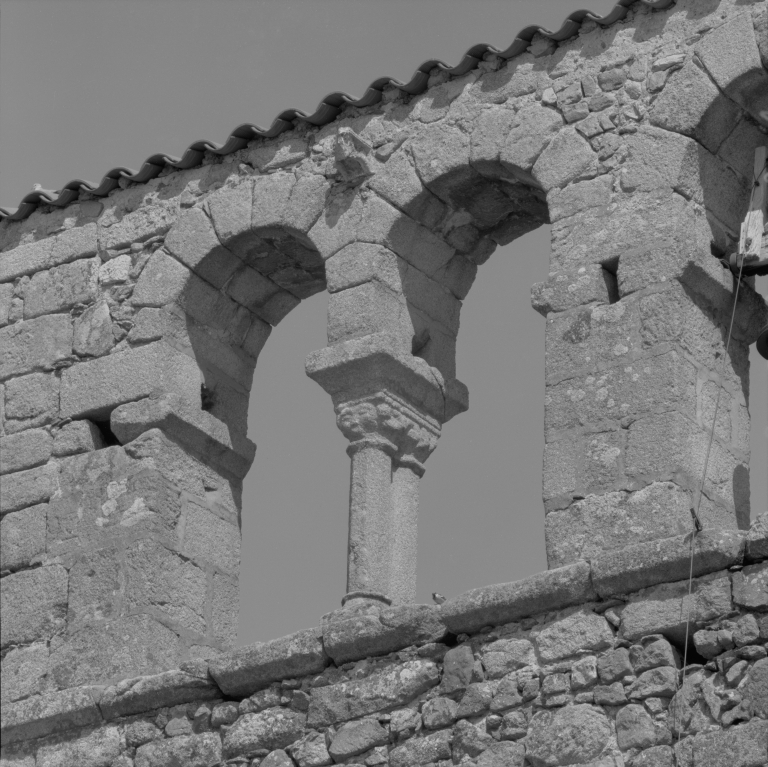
[0,0,673,222]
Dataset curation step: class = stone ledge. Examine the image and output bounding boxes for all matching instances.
[440,560,596,635]
[1,686,102,745]
[110,393,256,480]
[2,537,764,740]
[590,529,747,598]
[98,669,220,721]
[209,627,329,698]
[322,603,447,665]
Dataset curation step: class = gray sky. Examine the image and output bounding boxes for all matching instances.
[2,0,766,645]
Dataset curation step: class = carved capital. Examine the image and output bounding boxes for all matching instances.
[335,390,441,473]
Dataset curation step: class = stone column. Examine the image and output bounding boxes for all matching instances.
[335,392,440,604]
[307,335,465,605]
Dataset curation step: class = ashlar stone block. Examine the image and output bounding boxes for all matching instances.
[3,372,60,434]
[51,419,105,457]
[23,257,98,319]
[0,223,97,283]
[618,571,732,642]
[0,428,52,475]
[0,462,58,515]
[124,538,207,636]
[0,503,47,571]
[545,482,693,568]
[182,498,240,575]
[48,614,180,689]
[0,565,68,649]
[545,351,697,434]
[0,642,52,705]
[649,61,739,153]
[60,340,202,420]
[0,314,72,382]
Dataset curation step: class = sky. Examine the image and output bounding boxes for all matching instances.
[1,0,766,646]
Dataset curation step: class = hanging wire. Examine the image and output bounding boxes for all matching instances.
[673,156,766,738]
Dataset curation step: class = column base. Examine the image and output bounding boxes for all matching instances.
[341,591,392,607]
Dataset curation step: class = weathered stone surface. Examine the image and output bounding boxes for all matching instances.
[628,745,674,767]
[452,718,494,761]
[695,11,765,108]
[0,687,102,744]
[329,718,389,760]
[629,636,679,673]
[616,704,655,750]
[0,503,46,571]
[0,461,57,515]
[72,301,113,357]
[0,314,72,381]
[23,258,98,319]
[0,428,52,475]
[733,562,768,610]
[288,731,332,767]
[322,602,446,665]
[135,732,222,767]
[51,419,105,456]
[307,660,439,727]
[571,655,598,689]
[531,607,613,662]
[3,372,59,433]
[389,729,451,767]
[532,128,596,191]
[457,681,494,718]
[222,708,306,759]
[628,666,677,699]
[524,704,611,767]
[742,657,768,719]
[125,720,161,748]
[591,529,745,598]
[441,561,596,634]
[0,225,97,282]
[262,749,296,767]
[618,571,733,642]
[745,512,768,562]
[35,725,120,767]
[421,697,459,729]
[481,637,536,679]
[210,627,328,698]
[499,102,564,171]
[476,740,525,767]
[649,61,739,153]
[597,648,632,684]
[687,718,768,767]
[0,565,67,648]
[0,642,51,705]
[60,340,202,419]
[441,644,476,694]
[99,669,219,720]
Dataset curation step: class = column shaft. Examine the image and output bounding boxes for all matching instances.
[389,464,420,604]
[347,445,394,597]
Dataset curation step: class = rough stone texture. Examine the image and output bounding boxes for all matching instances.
[222,709,307,759]
[0,565,68,649]
[442,561,596,634]
[1,2,767,763]
[307,660,439,727]
[210,627,328,697]
[0,503,47,571]
[525,705,612,767]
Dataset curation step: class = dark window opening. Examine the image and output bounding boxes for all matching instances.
[601,257,620,304]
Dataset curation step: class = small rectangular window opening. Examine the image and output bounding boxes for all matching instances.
[601,257,620,304]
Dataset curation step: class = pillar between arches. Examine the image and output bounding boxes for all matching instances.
[306,334,467,605]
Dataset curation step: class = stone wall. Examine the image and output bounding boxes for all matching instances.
[2,0,768,762]
[2,524,766,766]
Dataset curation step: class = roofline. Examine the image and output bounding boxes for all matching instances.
[0,0,673,223]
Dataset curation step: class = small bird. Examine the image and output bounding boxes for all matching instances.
[432,592,446,605]
[32,184,43,191]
